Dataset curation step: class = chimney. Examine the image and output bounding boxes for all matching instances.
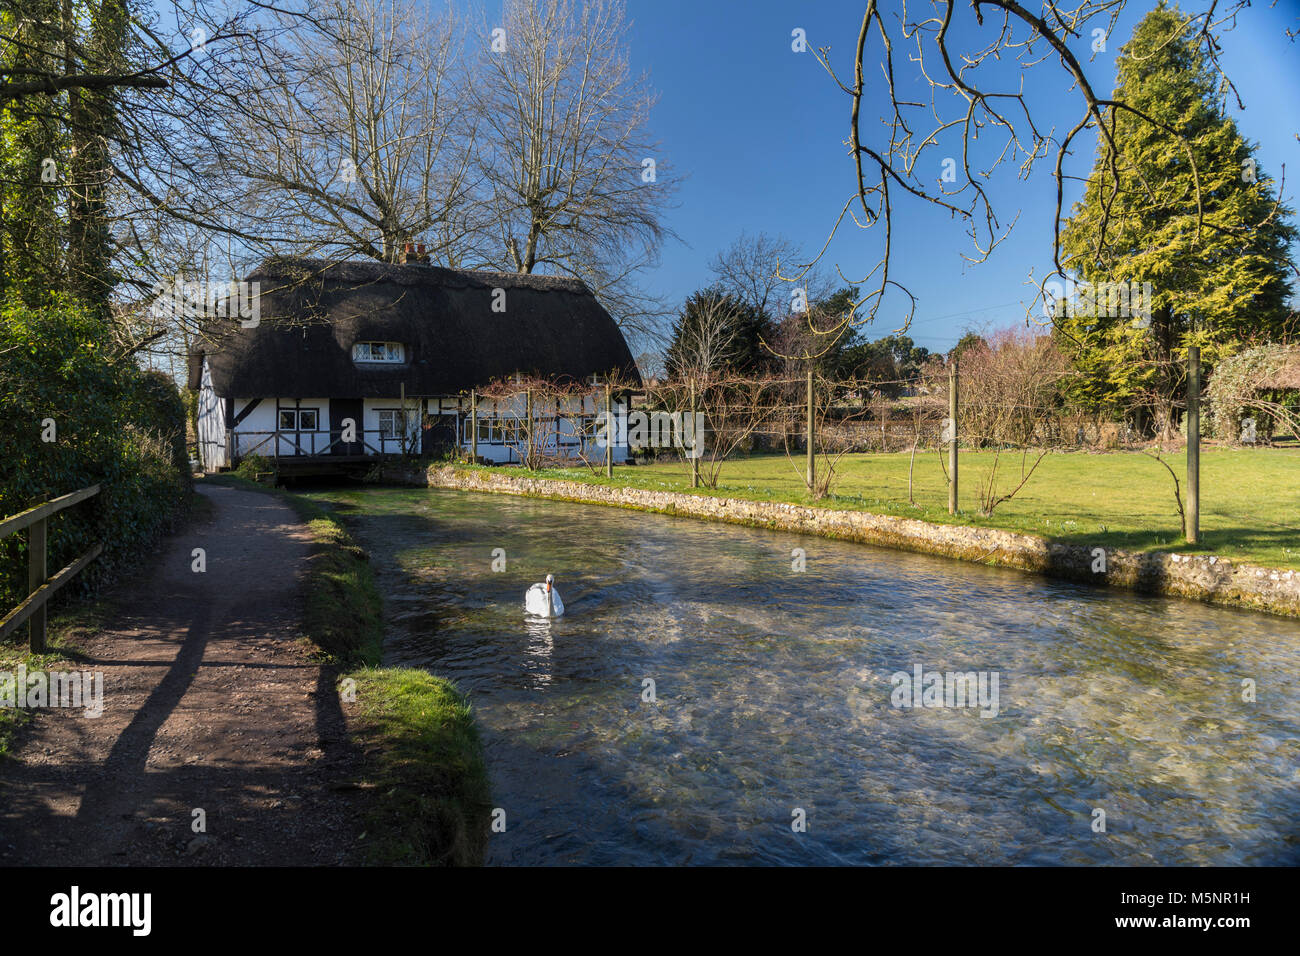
[400,241,430,265]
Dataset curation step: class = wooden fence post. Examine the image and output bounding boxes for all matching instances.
[948,360,959,515]
[28,506,47,652]
[470,389,478,463]
[1187,345,1200,544]
[690,376,699,488]
[605,383,613,478]
[806,365,816,494]
[525,388,533,468]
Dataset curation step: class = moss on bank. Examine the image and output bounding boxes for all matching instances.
[204,475,490,865]
[349,668,490,865]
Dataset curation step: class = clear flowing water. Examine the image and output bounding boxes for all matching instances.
[308,487,1300,866]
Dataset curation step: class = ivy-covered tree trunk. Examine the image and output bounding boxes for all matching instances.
[0,0,67,300]
[66,0,126,317]
[2,0,125,311]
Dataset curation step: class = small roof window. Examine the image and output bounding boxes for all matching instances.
[353,341,405,364]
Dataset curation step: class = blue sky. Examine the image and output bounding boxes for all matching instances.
[611,0,1300,352]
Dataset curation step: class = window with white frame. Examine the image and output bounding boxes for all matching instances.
[352,341,405,363]
[377,409,408,439]
[278,408,319,430]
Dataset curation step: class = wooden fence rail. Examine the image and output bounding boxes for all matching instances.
[0,485,102,651]
[231,428,407,461]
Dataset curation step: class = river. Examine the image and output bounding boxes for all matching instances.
[305,486,1300,866]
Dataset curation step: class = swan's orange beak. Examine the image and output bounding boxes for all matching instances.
[545,581,551,592]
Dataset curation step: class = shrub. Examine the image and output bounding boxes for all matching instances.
[233,454,275,482]
[1205,344,1300,443]
[0,296,190,611]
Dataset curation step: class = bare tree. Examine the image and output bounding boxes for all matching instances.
[975,445,1050,517]
[634,349,665,382]
[471,0,676,340]
[198,0,478,266]
[710,231,848,368]
[709,231,828,318]
[647,374,778,489]
[800,0,1259,334]
[668,291,744,380]
[780,371,871,499]
[925,325,1069,447]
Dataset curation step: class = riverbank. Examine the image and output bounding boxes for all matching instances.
[1,479,488,866]
[382,463,1299,618]
[206,476,491,865]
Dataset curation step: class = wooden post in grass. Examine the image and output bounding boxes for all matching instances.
[806,365,815,494]
[948,360,959,515]
[605,383,613,478]
[525,388,533,469]
[1187,345,1200,544]
[470,389,478,463]
[690,376,699,488]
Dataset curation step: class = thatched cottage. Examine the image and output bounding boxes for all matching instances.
[189,254,640,471]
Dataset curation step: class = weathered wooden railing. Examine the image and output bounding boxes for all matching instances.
[231,428,414,462]
[0,486,102,651]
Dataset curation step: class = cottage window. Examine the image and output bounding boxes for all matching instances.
[377,409,408,439]
[501,419,525,445]
[476,417,494,444]
[352,341,405,363]
[278,408,320,430]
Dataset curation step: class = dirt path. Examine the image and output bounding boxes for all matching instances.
[0,483,363,865]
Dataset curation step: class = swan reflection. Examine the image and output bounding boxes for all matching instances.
[522,615,555,687]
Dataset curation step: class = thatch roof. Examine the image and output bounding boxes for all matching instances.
[188,258,640,397]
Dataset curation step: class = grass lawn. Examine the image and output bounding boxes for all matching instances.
[498,446,1299,568]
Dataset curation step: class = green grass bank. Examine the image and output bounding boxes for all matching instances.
[460,448,1297,569]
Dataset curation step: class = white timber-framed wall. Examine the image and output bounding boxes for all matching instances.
[195,364,631,470]
[196,356,228,469]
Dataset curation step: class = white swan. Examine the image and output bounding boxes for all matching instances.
[525,573,565,618]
